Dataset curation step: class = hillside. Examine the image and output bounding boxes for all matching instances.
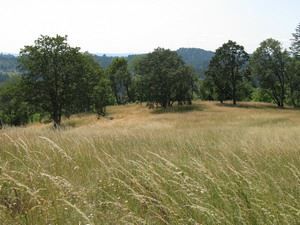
[0,54,18,73]
[177,48,214,77]
[93,48,214,76]
[1,101,299,224]
[0,54,19,83]
[0,48,214,79]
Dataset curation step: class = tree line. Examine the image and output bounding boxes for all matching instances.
[202,24,300,108]
[0,23,299,128]
[0,36,196,127]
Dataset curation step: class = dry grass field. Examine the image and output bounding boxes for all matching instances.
[0,101,300,224]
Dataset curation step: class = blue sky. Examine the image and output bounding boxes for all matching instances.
[0,0,299,54]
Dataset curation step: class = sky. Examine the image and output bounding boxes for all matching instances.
[0,0,299,54]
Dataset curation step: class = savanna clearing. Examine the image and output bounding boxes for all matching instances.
[0,101,300,225]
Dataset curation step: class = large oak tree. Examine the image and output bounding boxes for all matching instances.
[19,35,91,127]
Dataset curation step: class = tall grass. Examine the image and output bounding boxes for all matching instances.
[0,101,299,224]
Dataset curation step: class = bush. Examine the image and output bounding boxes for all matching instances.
[251,88,273,103]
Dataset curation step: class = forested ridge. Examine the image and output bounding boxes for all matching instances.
[0,47,214,78]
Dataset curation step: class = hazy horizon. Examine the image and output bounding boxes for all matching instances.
[0,0,299,54]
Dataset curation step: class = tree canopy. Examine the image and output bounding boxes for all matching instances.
[205,41,249,104]
[19,35,111,127]
[250,38,289,108]
[107,58,132,104]
[291,23,300,58]
[135,48,195,107]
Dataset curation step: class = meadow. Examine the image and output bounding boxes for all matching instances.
[0,101,299,225]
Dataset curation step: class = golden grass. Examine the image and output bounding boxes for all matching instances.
[0,101,300,224]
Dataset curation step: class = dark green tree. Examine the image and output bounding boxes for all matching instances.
[199,78,216,101]
[107,58,132,104]
[205,56,231,103]
[250,38,289,108]
[70,53,106,115]
[0,73,10,84]
[0,76,33,126]
[173,66,196,105]
[135,48,195,108]
[19,35,84,127]
[131,74,145,103]
[291,23,300,58]
[287,23,300,107]
[92,76,113,118]
[286,58,300,107]
[205,41,249,105]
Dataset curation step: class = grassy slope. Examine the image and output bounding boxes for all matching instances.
[0,101,300,225]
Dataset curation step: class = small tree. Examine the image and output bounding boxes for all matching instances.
[250,39,289,108]
[107,58,132,104]
[93,77,113,118]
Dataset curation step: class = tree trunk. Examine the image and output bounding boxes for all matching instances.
[232,84,236,105]
[290,90,296,107]
[232,68,237,105]
[279,90,285,108]
[53,110,61,129]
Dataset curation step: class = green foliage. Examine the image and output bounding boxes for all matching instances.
[130,74,145,102]
[127,54,146,72]
[18,35,112,127]
[0,54,18,73]
[205,40,249,104]
[251,88,273,103]
[0,76,33,126]
[93,76,114,117]
[250,38,289,108]
[2,28,300,127]
[0,72,9,84]
[199,79,216,100]
[135,48,196,108]
[286,57,300,107]
[93,54,114,68]
[70,53,106,115]
[19,35,84,127]
[94,48,214,78]
[107,58,132,104]
[291,23,300,58]
[176,48,214,78]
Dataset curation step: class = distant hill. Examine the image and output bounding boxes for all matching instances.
[0,54,19,73]
[92,54,146,71]
[94,48,214,77]
[0,73,10,84]
[0,48,214,81]
[0,54,19,84]
[176,48,214,77]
